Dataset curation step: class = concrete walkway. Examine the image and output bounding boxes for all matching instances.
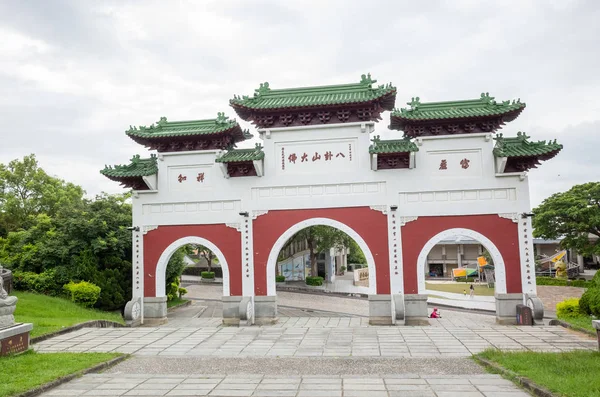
[41,373,530,397]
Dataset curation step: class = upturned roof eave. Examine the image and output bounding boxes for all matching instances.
[229,90,396,115]
[389,106,525,130]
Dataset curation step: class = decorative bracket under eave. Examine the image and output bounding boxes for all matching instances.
[253,160,264,177]
[142,174,158,190]
[495,157,507,174]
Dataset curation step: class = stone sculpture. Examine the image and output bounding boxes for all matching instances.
[0,265,18,329]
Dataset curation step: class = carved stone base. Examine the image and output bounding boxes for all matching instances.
[143,297,167,325]
[404,294,429,325]
[369,294,393,325]
[254,296,277,325]
[0,323,32,356]
[495,293,523,325]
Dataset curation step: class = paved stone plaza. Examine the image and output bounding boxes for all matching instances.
[35,314,596,357]
[40,373,531,397]
[33,290,598,396]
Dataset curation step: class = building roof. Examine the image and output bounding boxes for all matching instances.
[493,132,563,158]
[368,136,419,154]
[229,74,396,115]
[125,113,252,151]
[215,144,265,163]
[389,93,526,130]
[101,154,158,178]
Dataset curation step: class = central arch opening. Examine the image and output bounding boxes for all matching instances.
[266,218,377,296]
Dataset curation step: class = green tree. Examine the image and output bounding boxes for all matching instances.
[282,226,353,276]
[533,182,600,256]
[195,245,216,271]
[0,154,83,236]
[347,240,366,264]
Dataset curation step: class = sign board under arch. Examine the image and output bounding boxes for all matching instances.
[155,236,231,297]
[266,217,377,296]
[416,227,507,295]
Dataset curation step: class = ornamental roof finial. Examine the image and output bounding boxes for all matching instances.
[407,97,421,110]
[157,116,167,126]
[216,112,229,125]
[255,143,263,150]
[360,73,377,85]
[371,135,381,143]
[255,82,270,97]
[480,92,496,105]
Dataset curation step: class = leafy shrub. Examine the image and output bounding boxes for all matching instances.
[201,271,215,279]
[556,298,582,318]
[579,287,600,317]
[12,269,64,296]
[306,276,323,286]
[275,275,285,282]
[166,278,187,301]
[63,281,101,308]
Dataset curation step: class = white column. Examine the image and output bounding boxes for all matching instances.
[241,217,255,297]
[388,209,403,295]
[577,254,584,272]
[518,216,537,296]
[457,245,462,267]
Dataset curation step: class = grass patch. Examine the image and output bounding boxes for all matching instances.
[425,282,495,296]
[0,351,121,397]
[13,291,124,338]
[167,297,189,308]
[558,315,597,333]
[479,349,600,397]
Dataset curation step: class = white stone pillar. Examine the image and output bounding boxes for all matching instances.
[388,209,403,295]
[577,254,584,272]
[457,245,462,268]
[517,215,537,297]
[241,216,255,298]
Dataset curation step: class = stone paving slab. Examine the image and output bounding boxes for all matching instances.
[34,317,596,357]
[38,374,531,397]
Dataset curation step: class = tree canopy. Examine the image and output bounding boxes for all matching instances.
[533,182,600,256]
[281,225,360,276]
[0,154,187,310]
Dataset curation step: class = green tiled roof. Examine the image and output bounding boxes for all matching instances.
[101,154,158,178]
[493,132,563,158]
[126,113,251,139]
[215,144,265,163]
[369,136,419,154]
[391,93,525,123]
[230,74,396,111]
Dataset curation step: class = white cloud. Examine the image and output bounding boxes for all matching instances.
[0,0,598,205]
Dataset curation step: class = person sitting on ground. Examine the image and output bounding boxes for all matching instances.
[429,308,441,318]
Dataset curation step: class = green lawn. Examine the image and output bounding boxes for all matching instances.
[558,315,597,333]
[13,292,124,338]
[425,282,495,296]
[479,350,600,397]
[0,351,122,397]
[167,297,189,308]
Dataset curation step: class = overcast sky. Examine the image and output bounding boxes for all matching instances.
[1,0,598,207]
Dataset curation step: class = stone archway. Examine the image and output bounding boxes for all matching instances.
[415,227,507,294]
[265,217,377,296]
[155,236,231,297]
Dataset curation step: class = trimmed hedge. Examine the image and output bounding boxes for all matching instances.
[455,277,476,283]
[305,276,323,286]
[63,281,101,308]
[201,271,215,279]
[183,267,223,278]
[536,277,594,288]
[275,275,285,282]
